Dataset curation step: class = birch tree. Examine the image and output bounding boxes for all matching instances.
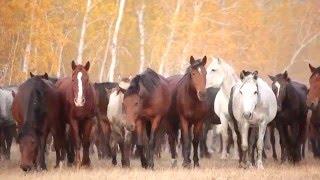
[76,0,92,64]
[137,2,146,73]
[158,0,183,75]
[107,0,126,82]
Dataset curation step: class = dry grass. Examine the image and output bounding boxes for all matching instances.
[1,144,320,180]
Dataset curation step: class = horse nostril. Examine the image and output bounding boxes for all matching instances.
[20,165,31,172]
[82,98,85,104]
[126,124,135,131]
[243,112,252,119]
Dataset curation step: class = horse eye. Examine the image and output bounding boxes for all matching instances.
[211,69,216,72]
[254,91,258,94]
[240,91,243,95]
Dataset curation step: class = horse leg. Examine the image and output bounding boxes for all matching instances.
[180,116,191,168]
[193,121,203,167]
[146,116,161,169]
[200,122,211,158]
[81,119,93,167]
[239,122,249,168]
[228,120,239,160]
[136,120,148,168]
[4,126,13,160]
[269,125,277,161]
[257,122,267,169]
[69,119,81,168]
[220,115,229,159]
[38,129,49,170]
[276,122,287,163]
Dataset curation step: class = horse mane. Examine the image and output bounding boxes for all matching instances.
[125,68,160,96]
[218,58,239,80]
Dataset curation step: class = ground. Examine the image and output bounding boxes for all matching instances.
[1,144,320,180]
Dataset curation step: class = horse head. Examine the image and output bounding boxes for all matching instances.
[307,64,320,109]
[188,56,207,101]
[268,71,291,112]
[71,61,90,107]
[239,70,259,120]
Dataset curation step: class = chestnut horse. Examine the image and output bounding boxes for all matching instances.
[167,56,208,168]
[307,64,320,157]
[56,61,97,167]
[12,75,65,171]
[123,68,171,168]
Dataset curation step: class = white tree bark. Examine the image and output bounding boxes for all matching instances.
[76,0,92,64]
[283,31,320,71]
[158,0,183,75]
[22,1,36,73]
[108,0,126,82]
[9,33,20,85]
[137,3,146,73]
[99,20,115,82]
[56,45,64,77]
[179,1,203,73]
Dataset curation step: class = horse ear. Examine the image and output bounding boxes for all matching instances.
[190,56,195,65]
[30,72,34,77]
[84,61,90,71]
[44,73,49,80]
[253,71,258,80]
[202,56,207,66]
[309,64,316,73]
[240,70,246,80]
[268,75,275,81]
[71,61,76,70]
[11,91,15,98]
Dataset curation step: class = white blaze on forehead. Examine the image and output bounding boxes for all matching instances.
[75,72,84,107]
[198,67,201,73]
[274,81,280,98]
[119,81,130,90]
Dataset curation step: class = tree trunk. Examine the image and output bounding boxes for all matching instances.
[22,1,36,73]
[99,19,115,82]
[76,0,92,64]
[9,33,20,85]
[158,0,183,75]
[108,0,126,82]
[179,1,203,73]
[56,45,64,78]
[137,2,146,73]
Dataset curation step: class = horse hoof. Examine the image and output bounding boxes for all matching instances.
[112,159,117,166]
[171,159,177,168]
[182,161,191,169]
[141,161,148,169]
[194,162,200,168]
[257,162,264,169]
[220,153,227,160]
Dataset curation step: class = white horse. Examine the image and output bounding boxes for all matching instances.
[107,79,131,167]
[230,71,277,169]
[206,57,240,159]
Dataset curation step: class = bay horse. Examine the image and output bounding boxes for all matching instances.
[230,70,277,169]
[56,61,97,167]
[92,82,118,159]
[167,56,208,168]
[123,68,171,168]
[11,75,65,171]
[307,64,320,157]
[269,71,308,163]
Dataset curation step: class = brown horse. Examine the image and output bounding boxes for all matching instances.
[123,68,171,168]
[12,75,65,171]
[56,61,97,167]
[167,56,208,168]
[307,64,320,108]
[307,64,320,157]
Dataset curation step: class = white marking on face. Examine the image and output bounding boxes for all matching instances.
[75,72,84,107]
[274,81,280,98]
[198,67,201,73]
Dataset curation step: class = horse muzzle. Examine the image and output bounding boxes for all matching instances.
[20,164,32,172]
[74,97,85,107]
[243,112,253,120]
[197,91,207,101]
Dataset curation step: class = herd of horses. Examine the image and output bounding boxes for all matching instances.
[0,56,320,172]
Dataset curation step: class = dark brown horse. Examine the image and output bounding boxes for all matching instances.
[269,71,308,163]
[307,64,320,157]
[167,56,208,168]
[12,75,65,171]
[92,82,117,159]
[56,61,97,167]
[123,68,171,168]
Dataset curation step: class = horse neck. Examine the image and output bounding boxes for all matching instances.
[221,68,239,98]
[181,74,197,99]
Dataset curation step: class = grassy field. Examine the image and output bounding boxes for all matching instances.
[1,144,320,180]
